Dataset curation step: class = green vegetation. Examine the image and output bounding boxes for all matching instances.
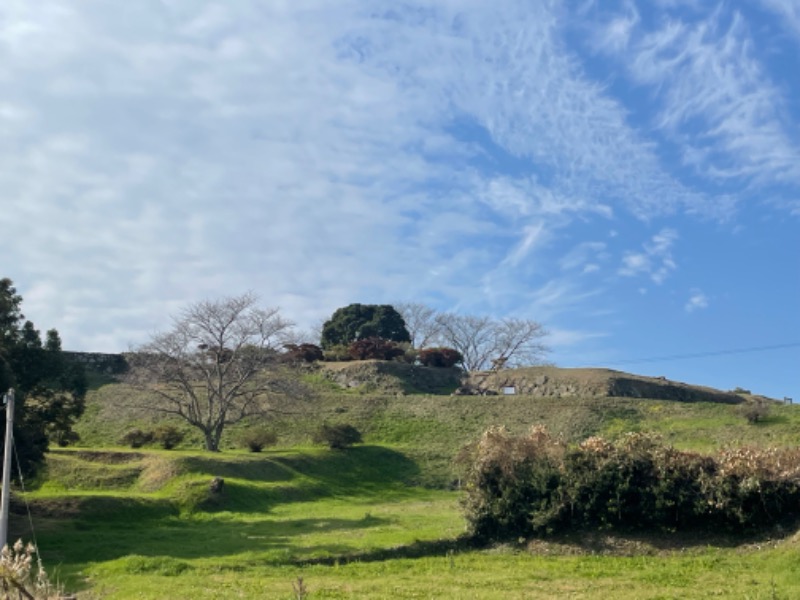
[321,303,411,349]
[463,426,800,540]
[6,360,800,598]
[237,428,278,452]
[313,423,363,449]
[0,277,87,477]
[125,293,299,452]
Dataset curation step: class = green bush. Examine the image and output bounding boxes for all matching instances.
[741,398,770,424]
[313,424,363,450]
[152,425,184,450]
[462,426,800,542]
[238,429,278,452]
[120,429,153,448]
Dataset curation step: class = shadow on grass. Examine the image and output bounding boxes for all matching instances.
[287,518,800,568]
[181,445,420,497]
[32,510,395,566]
[22,446,425,567]
[288,535,478,566]
[178,455,296,483]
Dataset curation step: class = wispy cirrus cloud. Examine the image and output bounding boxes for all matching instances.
[594,4,800,188]
[0,0,797,359]
[758,0,800,38]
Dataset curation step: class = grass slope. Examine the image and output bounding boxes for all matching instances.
[11,364,800,598]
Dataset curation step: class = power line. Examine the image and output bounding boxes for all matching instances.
[605,342,800,366]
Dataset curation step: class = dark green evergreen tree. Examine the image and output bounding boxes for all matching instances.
[0,278,87,476]
[320,303,411,349]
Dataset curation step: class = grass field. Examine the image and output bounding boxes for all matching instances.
[9,370,800,598]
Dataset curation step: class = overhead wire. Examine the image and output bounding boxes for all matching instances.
[604,341,800,366]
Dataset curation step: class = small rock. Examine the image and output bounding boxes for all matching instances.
[210,477,225,494]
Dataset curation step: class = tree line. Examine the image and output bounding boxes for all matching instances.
[319,302,548,372]
[126,295,549,453]
[0,278,86,476]
[1,282,549,459]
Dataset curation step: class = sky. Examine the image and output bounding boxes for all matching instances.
[1,0,798,401]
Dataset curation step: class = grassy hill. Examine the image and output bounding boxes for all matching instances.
[73,361,796,485]
[10,361,800,598]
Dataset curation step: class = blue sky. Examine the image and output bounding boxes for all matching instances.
[1,1,798,400]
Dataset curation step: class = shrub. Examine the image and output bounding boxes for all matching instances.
[51,429,80,448]
[741,398,770,424]
[238,429,278,452]
[120,428,153,448]
[348,337,404,361]
[399,346,419,364]
[323,344,353,362]
[282,343,324,363]
[462,426,800,542]
[153,425,184,450]
[313,424,363,449]
[418,347,463,368]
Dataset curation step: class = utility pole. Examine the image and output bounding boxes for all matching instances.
[0,388,14,550]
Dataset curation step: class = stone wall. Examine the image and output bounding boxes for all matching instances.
[63,351,128,374]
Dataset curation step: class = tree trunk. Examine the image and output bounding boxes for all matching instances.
[203,430,219,452]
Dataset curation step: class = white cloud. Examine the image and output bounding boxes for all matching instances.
[0,0,796,354]
[547,326,609,348]
[623,9,800,186]
[619,228,678,284]
[685,290,709,312]
[560,242,608,272]
[758,0,800,38]
[591,1,640,53]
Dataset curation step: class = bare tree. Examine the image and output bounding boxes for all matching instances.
[436,314,496,371]
[493,317,549,368]
[126,294,296,451]
[394,302,443,349]
[436,313,548,371]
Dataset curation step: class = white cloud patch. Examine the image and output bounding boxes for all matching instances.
[560,242,608,272]
[685,289,709,312]
[619,228,679,284]
[759,0,800,38]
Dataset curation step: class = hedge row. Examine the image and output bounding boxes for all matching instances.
[463,426,800,541]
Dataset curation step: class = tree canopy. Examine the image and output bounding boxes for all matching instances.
[320,304,411,349]
[0,278,87,475]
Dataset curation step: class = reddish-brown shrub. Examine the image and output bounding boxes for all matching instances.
[347,337,404,361]
[418,347,463,368]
